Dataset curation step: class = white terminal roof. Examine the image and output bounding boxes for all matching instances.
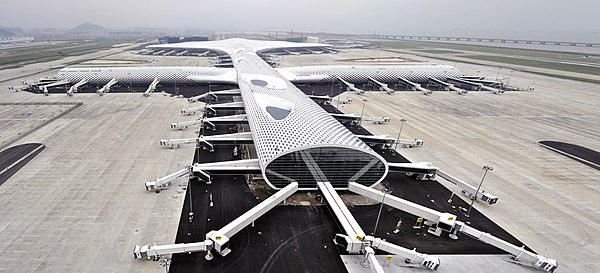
[150,39,388,189]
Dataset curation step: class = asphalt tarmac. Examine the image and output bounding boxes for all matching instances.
[170,103,347,273]
[0,143,45,186]
[167,89,531,273]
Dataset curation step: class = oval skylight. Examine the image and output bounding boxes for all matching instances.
[251,79,268,87]
[241,73,288,90]
[253,93,295,121]
[265,106,291,120]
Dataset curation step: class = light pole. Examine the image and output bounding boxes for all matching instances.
[394,118,407,150]
[188,160,194,223]
[330,80,334,96]
[359,99,368,127]
[372,187,389,235]
[466,165,493,217]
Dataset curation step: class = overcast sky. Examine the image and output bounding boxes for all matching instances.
[2,0,599,41]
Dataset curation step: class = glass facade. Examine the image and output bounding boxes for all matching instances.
[265,147,386,188]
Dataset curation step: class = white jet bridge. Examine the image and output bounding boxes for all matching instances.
[134,182,298,260]
[67,79,88,96]
[191,159,261,183]
[187,89,241,103]
[143,160,261,191]
[307,94,333,104]
[205,101,245,116]
[387,161,439,180]
[97,78,118,95]
[145,165,191,192]
[348,182,557,272]
[328,114,390,126]
[368,77,396,94]
[173,110,379,131]
[38,80,70,95]
[347,135,423,149]
[160,132,253,150]
[427,77,468,95]
[180,105,206,115]
[387,163,499,205]
[160,132,409,153]
[170,114,247,130]
[437,169,499,205]
[447,77,504,94]
[398,77,432,95]
[337,77,366,95]
[143,77,160,96]
[318,181,441,271]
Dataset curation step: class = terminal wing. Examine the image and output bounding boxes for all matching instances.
[55,67,237,85]
[276,65,463,84]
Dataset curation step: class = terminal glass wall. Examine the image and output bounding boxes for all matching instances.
[265,147,386,188]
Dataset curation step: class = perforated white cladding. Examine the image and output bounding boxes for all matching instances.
[56,67,235,85]
[277,65,463,83]
[232,52,377,168]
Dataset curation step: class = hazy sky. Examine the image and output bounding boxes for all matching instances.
[2,0,599,41]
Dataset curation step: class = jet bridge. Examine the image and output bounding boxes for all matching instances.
[67,79,88,96]
[191,159,261,182]
[437,170,498,205]
[356,135,396,148]
[427,77,468,95]
[135,182,298,261]
[202,114,248,130]
[337,77,366,95]
[398,77,432,95]
[145,160,260,191]
[458,76,503,89]
[368,77,396,94]
[133,240,214,260]
[170,118,203,130]
[160,132,253,150]
[356,135,424,149]
[145,165,191,192]
[206,182,298,256]
[349,182,456,236]
[170,114,248,130]
[447,77,504,94]
[181,105,206,115]
[307,95,332,104]
[349,182,557,272]
[330,113,360,125]
[188,89,241,103]
[97,78,118,95]
[206,101,245,116]
[37,80,70,95]
[318,181,440,271]
[328,114,390,126]
[387,162,438,180]
[160,132,397,152]
[143,78,160,96]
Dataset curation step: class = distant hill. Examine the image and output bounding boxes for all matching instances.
[69,22,108,33]
[0,27,15,37]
